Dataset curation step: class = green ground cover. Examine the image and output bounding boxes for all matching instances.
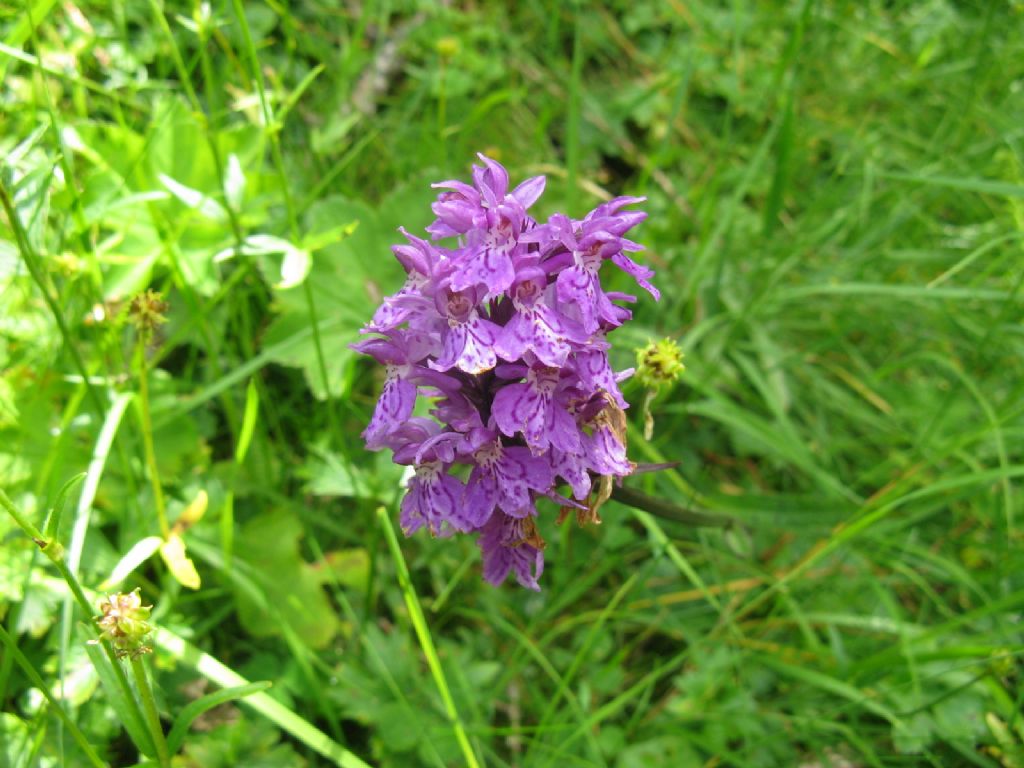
[1,1,1022,765]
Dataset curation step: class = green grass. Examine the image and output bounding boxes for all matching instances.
[1,0,1023,766]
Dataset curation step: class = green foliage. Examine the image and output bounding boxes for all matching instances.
[2,0,1023,766]
[234,510,341,649]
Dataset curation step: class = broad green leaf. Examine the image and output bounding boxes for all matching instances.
[0,713,32,768]
[298,445,401,501]
[40,645,99,708]
[12,567,64,638]
[261,312,357,401]
[299,220,358,252]
[318,548,370,592]
[234,510,340,649]
[261,184,433,400]
[175,715,309,768]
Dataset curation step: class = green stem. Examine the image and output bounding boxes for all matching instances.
[0,491,93,612]
[610,485,738,529]
[0,487,47,544]
[0,624,108,768]
[131,656,171,767]
[376,508,481,768]
[135,339,170,539]
[437,58,448,163]
[229,0,338,439]
[565,5,583,206]
[0,182,105,417]
[145,0,244,245]
[0,488,153,751]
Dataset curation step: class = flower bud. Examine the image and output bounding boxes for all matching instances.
[636,339,684,439]
[436,36,460,60]
[128,290,168,336]
[635,338,684,390]
[94,589,153,659]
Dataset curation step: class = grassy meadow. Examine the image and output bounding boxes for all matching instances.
[1,0,1023,766]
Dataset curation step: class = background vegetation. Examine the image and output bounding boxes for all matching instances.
[1,0,1023,766]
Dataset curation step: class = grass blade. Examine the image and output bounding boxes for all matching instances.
[42,472,85,540]
[153,627,371,768]
[0,624,108,768]
[879,170,1024,199]
[166,682,272,754]
[376,507,482,768]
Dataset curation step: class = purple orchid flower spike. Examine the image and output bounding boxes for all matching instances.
[449,235,518,298]
[542,215,622,334]
[353,153,658,589]
[573,346,633,409]
[427,180,482,239]
[387,417,448,463]
[391,421,475,536]
[473,153,546,212]
[581,197,659,301]
[549,446,593,502]
[472,154,510,206]
[585,423,632,477]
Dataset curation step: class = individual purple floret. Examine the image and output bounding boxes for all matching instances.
[354,153,656,590]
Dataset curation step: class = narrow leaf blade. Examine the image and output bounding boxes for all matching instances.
[166,682,272,754]
[99,536,163,591]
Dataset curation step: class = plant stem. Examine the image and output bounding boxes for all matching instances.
[565,4,583,206]
[376,507,482,768]
[135,339,170,539]
[0,182,105,417]
[0,487,154,753]
[229,0,339,443]
[131,656,171,767]
[610,484,738,529]
[0,487,48,549]
[0,624,109,768]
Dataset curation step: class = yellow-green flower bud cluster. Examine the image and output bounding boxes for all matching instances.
[95,589,153,659]
[635,338,684,389]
